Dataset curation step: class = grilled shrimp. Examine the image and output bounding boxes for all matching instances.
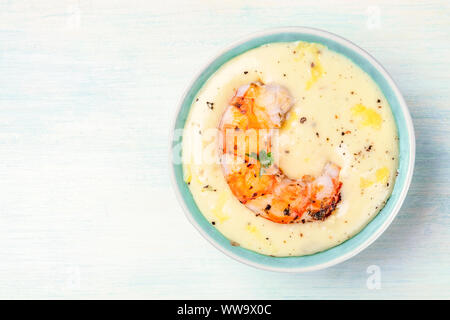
[219,82,342,224]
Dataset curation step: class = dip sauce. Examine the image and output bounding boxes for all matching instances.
[182,42,398,256]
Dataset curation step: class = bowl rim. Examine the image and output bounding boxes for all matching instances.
[170,26,415,272]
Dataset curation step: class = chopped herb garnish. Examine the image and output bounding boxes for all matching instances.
[246,150,274,176]
[258,150,273,168]
[246,152,258,160]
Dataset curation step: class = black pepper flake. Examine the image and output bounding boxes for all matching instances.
[283,208,290,216]
[230,241,240,247]
[206,102,214,110]
[283,73,286,77]
[316,132,319,137]
[252,192,257,197]
[377,99,381,103]
[311,62,315,68]
[243,71,248,74]
[300,117,307,124]
[265,204,271,211]
[211,221,216,225]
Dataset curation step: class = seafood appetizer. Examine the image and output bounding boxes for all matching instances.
[219,82,342,224]
[182,41,398,256]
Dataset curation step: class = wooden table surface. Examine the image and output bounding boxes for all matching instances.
[0,0,448,299]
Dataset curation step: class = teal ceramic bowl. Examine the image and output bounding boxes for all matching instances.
[171,27,415,272]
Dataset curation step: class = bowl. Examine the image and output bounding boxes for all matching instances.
[170,27,415,272]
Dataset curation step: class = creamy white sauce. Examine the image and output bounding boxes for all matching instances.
[182,42,399,256]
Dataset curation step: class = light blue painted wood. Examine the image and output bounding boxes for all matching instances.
[0,0,448,299]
